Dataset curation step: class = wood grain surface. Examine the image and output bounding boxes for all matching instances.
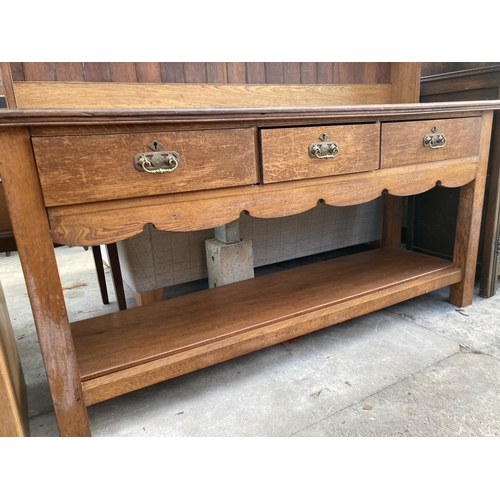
[0,128,90,436]
[450,111,494,306]
[0,61,496,436]
[73,247,462,405]
[0,103,496,130]
[12,62,392,85]
[381,117,483,168]
[33,128,258,206]
[261,123,380,183]
[47,158,479,246]
[13,82,394,109]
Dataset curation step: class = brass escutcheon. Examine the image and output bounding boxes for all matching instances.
[148,140,164,151]
[134,151,180,174]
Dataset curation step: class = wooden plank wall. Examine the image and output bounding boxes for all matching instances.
[421,62,500,77]
[10,62,392,84]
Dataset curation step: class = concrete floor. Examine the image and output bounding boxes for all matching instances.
[1,244,499,437]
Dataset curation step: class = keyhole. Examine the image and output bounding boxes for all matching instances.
[148,140,163,151]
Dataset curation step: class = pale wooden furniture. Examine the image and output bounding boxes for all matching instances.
[0,280,29,436]
[5,63,411,306]
[0,62,497,437]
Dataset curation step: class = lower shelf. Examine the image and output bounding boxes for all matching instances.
[71,246,462,405]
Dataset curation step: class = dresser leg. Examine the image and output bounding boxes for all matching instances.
[450,180,484,307]
[0,128,91,436]
[450,111,493,307]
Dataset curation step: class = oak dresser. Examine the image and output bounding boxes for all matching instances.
[0,63,497,436]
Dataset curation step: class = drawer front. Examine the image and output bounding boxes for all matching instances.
[380,117,483,169]
[260,123,380,183]
[32,128,258,206]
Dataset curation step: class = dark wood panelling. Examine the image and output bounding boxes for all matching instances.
[338,62,357,83]
[10,62,394,85]
[183,63,207,83]
[82,63,112,82]
[227,63,246,83]
[300,62,317,84]
[265,62,284,83]
[135,63,162,83]
[422,62,500,77]
[55,63,85,81]
[159,62,185,83]
[23,63,56,81]
[317,63,334,84]
[246,63,266,83]
[206,63,228,83]
[10,63,24,82]
[109,63,138,82]
[284,62,301,84]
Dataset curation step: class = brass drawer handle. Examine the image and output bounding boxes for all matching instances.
[308,141,339,159]
[423,127,446,149]
[134,151,180,174]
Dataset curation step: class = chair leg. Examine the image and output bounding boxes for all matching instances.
[106,243,127,311]
[91,246,109,305]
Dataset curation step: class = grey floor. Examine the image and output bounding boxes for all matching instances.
[1,245,499,437]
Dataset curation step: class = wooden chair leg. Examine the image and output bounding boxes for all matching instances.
[106,243,127,311]
[91,246,109,305]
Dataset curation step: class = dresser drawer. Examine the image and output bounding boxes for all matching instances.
[260,123,380,183]
[380,117,483,169]
[32,128,258,206]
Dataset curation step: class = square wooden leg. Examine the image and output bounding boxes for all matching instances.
[450,112,494,307]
